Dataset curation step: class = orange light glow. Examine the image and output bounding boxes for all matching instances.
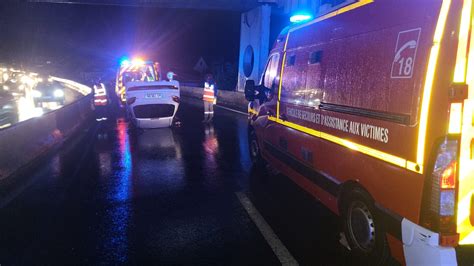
[441,162,457,189]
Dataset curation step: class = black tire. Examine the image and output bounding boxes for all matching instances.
[342,189,390,265]
[248,129,264,166]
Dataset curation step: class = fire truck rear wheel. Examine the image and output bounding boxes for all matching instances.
[342,189,390,265]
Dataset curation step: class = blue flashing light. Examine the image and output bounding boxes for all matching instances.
[290,13,313,23]
[120,58,130,67]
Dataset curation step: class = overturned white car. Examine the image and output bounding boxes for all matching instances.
[125,80,180,128]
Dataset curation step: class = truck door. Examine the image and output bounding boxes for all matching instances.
[276,47,324,167]
[259,53,281,116]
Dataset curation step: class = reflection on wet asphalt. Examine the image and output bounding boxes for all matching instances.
[0,98,350,265]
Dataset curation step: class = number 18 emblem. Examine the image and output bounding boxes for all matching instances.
[391,28,421,79]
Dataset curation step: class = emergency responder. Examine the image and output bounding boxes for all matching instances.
[93,81,109,122]
[202,74,216,123]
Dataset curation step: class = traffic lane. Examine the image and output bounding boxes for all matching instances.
[0,100,279,265]
[248,167,354,265]
[181,99,355,265]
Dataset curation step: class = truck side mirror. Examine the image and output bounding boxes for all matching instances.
[244,80,256,101]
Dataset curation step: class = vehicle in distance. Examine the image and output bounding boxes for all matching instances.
[246,0,474,265]
[32,80,65,109]
[125,80,180,128]
[0,90,17,129]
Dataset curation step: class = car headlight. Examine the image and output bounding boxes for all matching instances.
[32,90,42,98]
[54,89,64,98]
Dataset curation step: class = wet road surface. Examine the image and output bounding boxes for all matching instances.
[0,98,352,265]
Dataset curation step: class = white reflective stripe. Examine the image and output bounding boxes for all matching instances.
[203,95,215,98]
[204,112,214,114]
[401,218,457,266]
[204,88,214,92]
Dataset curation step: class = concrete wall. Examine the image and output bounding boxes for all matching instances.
[181,86,248,112]
[237,5,272,92]
[0,84,94,181]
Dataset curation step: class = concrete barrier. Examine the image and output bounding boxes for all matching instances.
[181,86,248,112]
[0,81,94,181]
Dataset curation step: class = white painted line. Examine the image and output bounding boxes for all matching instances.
[215,105,248,116]
[236,192,299,266]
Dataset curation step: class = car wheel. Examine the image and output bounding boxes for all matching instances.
[248,129,264,165]
[342,189,390,265]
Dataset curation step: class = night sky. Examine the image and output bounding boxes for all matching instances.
[0,2,241,79]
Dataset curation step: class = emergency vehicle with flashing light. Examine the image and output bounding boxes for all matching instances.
[115,59,161,103]
[246,0,474,265]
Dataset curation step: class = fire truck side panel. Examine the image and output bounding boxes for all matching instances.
[250,0,474,264]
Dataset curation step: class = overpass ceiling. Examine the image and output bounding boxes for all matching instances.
[26,0,265,11]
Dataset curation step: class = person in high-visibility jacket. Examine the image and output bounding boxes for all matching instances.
[203,75,216,123]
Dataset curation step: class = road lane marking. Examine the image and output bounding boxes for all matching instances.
[235,192,299,266]
[215,105,248,116]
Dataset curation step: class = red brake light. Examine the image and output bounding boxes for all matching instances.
[441,162,457,189]
[127,97,136,105]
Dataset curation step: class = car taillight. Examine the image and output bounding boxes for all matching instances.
[421,139,460,246]
[127,97,136,105]
[172,96,180,103]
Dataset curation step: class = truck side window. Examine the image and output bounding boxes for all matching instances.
[309,51,323,65]
[263,54,280,90]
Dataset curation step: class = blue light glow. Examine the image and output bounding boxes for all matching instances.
[290,13,313,23]
[120,58,130,67]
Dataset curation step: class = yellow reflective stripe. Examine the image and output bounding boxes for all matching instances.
[449,103,463,134]
[276,34,290,122]
[454,0,473,83]
[458,90,474,243]
[417,0,452,167]
[267,116,421,173]
[460,231,474,245]
[458,191,473,222]
[289,0,374,33]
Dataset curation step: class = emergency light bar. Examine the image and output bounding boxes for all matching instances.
[290,12,313,23]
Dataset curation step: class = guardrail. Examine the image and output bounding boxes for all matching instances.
[180,86,248,112]
[0,79,94,181]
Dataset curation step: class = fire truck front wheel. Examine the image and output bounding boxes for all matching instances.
[342,188,390,265]
[248,128,264,166]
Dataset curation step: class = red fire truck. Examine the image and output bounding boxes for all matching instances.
[246,0,474,265]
